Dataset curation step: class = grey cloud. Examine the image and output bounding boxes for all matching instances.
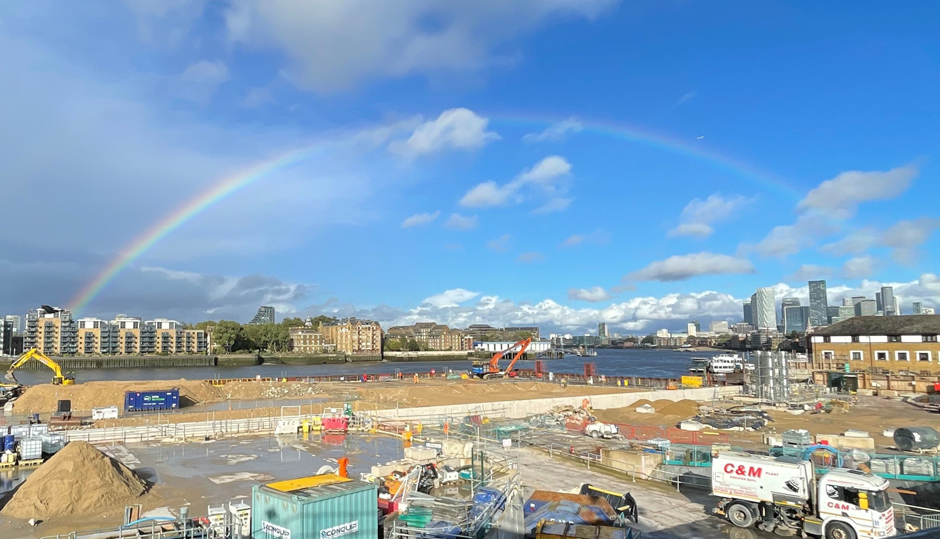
[627,253,756,282]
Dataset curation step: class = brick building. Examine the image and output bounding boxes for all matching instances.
[386,322,473,351]
[288,327,335,353]
[810,315,940,374]
[320,318,382,354]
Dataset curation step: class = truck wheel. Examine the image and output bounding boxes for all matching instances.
[591,431,600,439]
[825,522,856,539]
[726,503,755,528]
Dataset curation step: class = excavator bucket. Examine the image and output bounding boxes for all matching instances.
[4,371,16,382]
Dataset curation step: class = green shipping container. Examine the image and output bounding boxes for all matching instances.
[251,475,378,539]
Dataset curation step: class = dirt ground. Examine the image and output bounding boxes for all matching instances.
[594,395,940,450]
[10,377,634,419]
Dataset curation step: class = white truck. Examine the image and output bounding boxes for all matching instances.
[712,452,895,539]
[584,421,622,440]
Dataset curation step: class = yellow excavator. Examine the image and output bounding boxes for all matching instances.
[5,348,75,386]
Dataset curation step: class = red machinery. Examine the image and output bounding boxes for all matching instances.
[471,338,531,379]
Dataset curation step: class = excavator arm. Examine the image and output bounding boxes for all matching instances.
[5,348,73,385]
[502,338,531,373]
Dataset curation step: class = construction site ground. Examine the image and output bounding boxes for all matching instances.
[8,378,637,421]
[592,394,940,451]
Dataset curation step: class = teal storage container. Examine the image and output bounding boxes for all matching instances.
[251,476,377,539]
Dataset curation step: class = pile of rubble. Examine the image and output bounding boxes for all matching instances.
[527,404,595,428]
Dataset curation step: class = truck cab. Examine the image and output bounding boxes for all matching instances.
[814,469,894,539]
[712,452,895,539]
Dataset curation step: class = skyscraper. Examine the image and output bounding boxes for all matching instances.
[597,322,608,338]
[881,286,896,316]
[781,297,800,323]
[783,305,810,334]
[743,300,753,325]
[855,299,877,317]
[876,292,883,313]
[808,280,829,328]
[250,306,276,325]
[913,301,924,315]
[754,287,776,330]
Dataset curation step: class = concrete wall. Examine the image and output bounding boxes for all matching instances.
[375,385,742,420]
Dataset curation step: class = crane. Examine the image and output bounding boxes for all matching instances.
[5,348,75,386]
[471,338,531,379]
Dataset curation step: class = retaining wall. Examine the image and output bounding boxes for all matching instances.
[374,385,742,420]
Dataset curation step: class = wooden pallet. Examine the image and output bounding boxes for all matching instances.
[0,458,43,469]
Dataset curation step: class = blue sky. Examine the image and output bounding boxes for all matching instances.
[1,1,938,333]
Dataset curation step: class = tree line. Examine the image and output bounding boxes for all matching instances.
[193,316,338,353]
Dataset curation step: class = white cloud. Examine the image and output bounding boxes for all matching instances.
[241,87,273,108]
[517,252,545,264]
[746,214,837,258]
[560,229,609,248]
[522,118,583,143]
[786,264,834,282]
[487,233,511,252]
[842,256,880,279]
[798,166,918,218]
[668,194,751,239]
[444,213,478,230]
[881,217,940,265]
[627,253,756,282]
[124,0,207,45]
[224,1,616,93]
[460,155,572,210]
[401,210,441,228]
[675,92,695,105]
[389,108,499,156]
[533,197,572,214]
[820,228,880,256]
[420,288,480,308]
[173,59,230,103]
[568,286,610,302]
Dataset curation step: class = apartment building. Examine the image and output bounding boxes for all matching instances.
[321,318,382,354]
[112,316,151,355]
[810,315,940,374]
[386,322,473,351]
[77,317,116,355]
[287,327,335,353]
[24,306,77,356]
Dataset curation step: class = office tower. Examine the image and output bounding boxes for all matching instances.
[250,306,276,325]
[754,287,776,330]
[687,322,697,337]
[855,299,877,317]
[808,280,829,328]
[893,296,900,316]
[710,321,730,333]
[876,292,883,313]
[4,315,22,335]
[881,286,895,316]
[597,323,608,338]
[851,296,866,306]
[827,306,840,323]
[783,304,808,334]
[843,298,853,307]
[0,318,13,355]
[743,300,753,325]
[913,302,923,315]
[781,297,800,323]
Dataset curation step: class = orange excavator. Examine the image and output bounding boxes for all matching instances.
[471,338,531,379]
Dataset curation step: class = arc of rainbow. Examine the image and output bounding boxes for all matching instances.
[70,115,795,315]
[497,114,801,198]
[69,145,319,315]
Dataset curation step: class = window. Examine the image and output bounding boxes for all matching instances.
[823,336,831,343]
[896,351,909,361]
[851,351,863,361]
[918,352,932,362]
[925,335,939,343]
[876,351,888,361]
[851,335,861,343]
[888,335,901,343]
[823,351,834,361]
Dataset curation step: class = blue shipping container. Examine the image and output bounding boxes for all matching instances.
[124,389,180,412]
[251,475,377,539]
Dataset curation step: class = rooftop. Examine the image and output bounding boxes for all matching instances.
[813,315,940,336]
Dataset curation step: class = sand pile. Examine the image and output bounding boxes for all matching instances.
[2,441,147,520]
[13,380,223,413]
[652,399,700,417]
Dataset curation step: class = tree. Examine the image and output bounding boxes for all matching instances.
[214,320,244,353]
[308,315,338,330]
[193,321,216,331]
[406,338,421,351]
[281,317,306,328]
[384,338,403,351]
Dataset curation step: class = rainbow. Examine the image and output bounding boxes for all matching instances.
[70,115,794,315]
[68,144,322,315]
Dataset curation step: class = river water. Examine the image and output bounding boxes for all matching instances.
[9,349,717,386]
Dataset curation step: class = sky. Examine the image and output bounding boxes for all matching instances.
[1,1,938,334]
